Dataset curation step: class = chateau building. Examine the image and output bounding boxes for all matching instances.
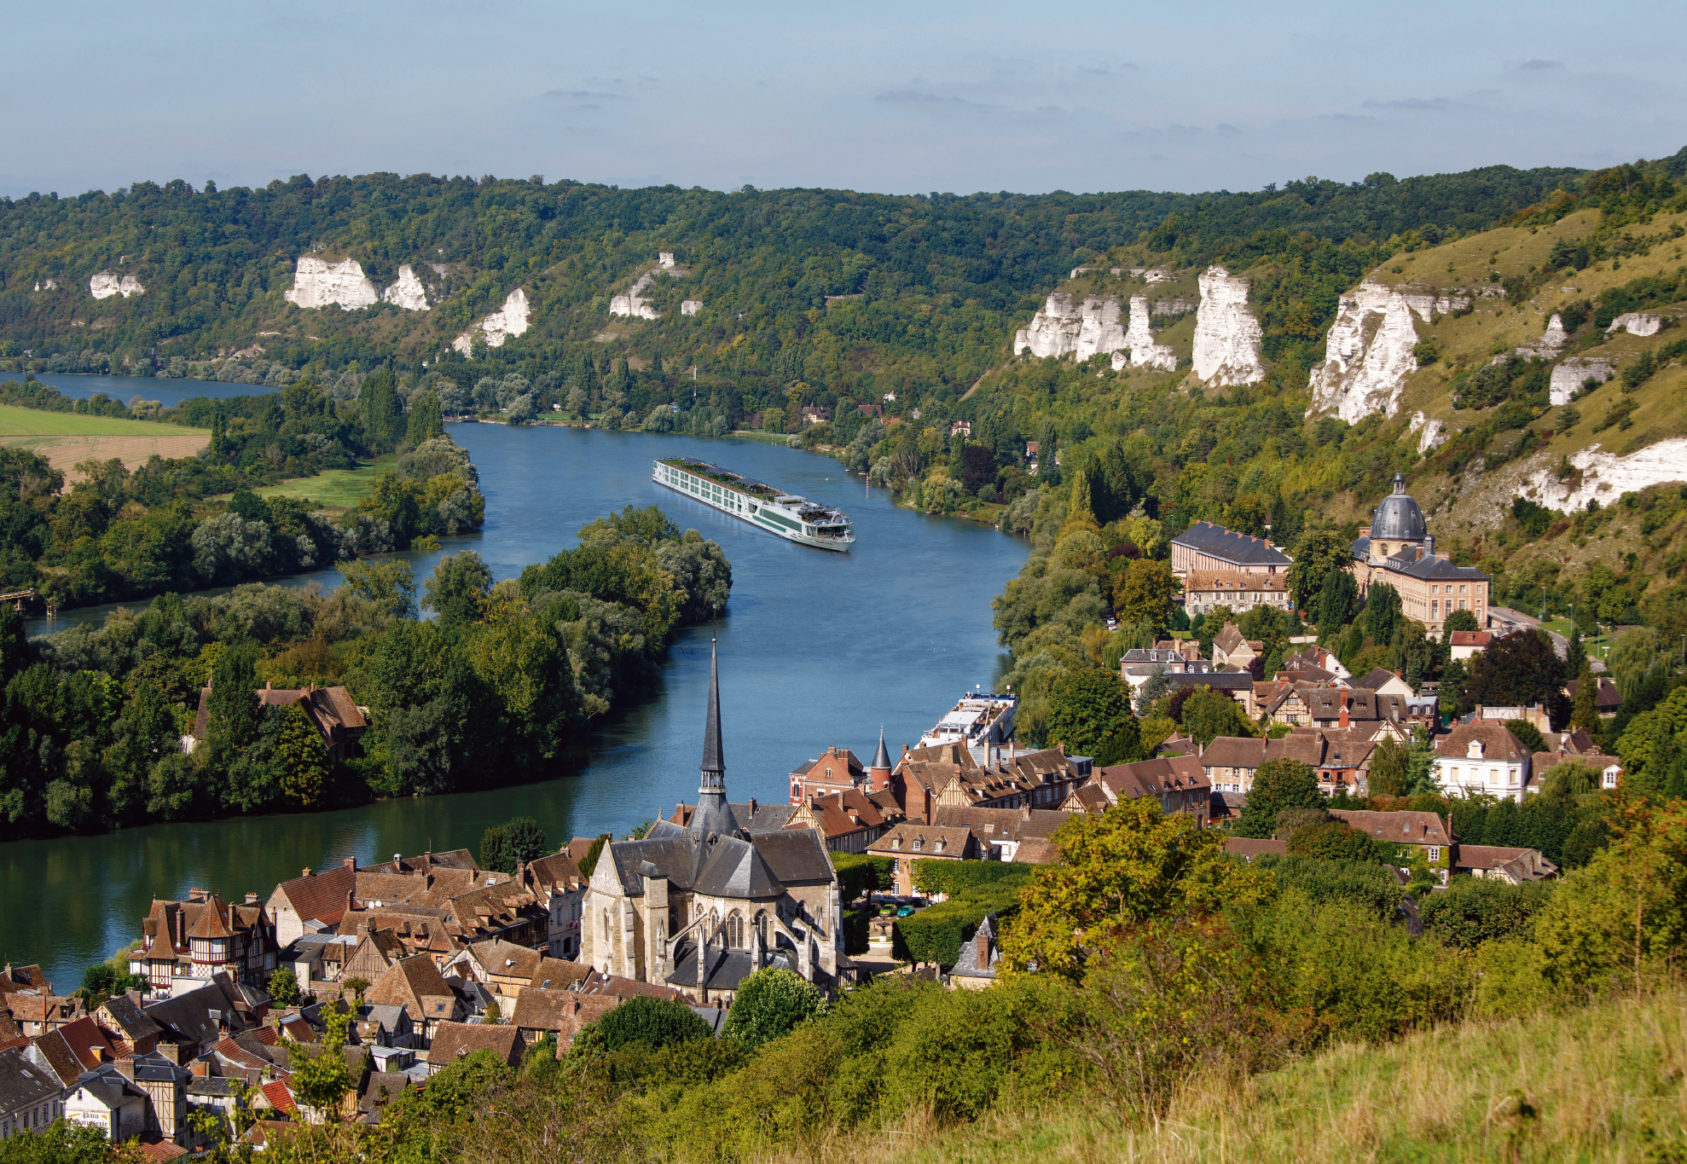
[1169,521,1293,578]
[1351,474,1489,637]
[581,643,842,1004]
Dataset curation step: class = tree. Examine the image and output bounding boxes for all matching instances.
[1504,719,1545,754]
[1316,571,1358,638]
[478,816,547,874]
[1363,583,1402,643]
[1465,629,1568,723]
[1179,687,1251,746]
[1233,759,1325,838]
[273,703,330,809]
[267,967,302,1006]
[722,968,827,1048]
[423,551,494,627]
[1287,821,1382,863]
[1441,608,1480,639]
[339,558,417,620]
[593,996,712,1051]
[1042,667,1139,762]
[1113,559,1177,632]
[206,643,262,752]
[1570,665,1600,733]
[1000,798,1267,980]
[1287,529,1351,610]
[1367,735,1410,797]
[288,1005,353,1119]
[407,390,444,444]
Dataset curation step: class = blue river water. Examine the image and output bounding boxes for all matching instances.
[0,376,1028,987]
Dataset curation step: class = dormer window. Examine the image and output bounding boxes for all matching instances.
[934,839,946,853]
[891,837,902,851]
[1467,740,1485,759]
[913,838,923,852]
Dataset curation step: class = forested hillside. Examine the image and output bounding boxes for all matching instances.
[0,164,1581,420]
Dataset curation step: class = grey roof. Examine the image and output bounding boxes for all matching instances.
[1170,521,1292,568]
[950,915,999,979]
[0,1048,61,1114]
[731,829,834,886]
[1369,474,1428,542]
[701,639,725,781]
[99,994,162,1044]
[1160,671,1254,691]
[872,727,892,772]
[1384,550,1488,582]
[692,639,734,839]
[143,980,246,1048]
[665,944,797,992]
[606,821,832,900]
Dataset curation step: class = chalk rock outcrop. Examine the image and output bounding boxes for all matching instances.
[1110,296,1177,372]
[1192,267,1265,386]
[89,271,145,299]
[1128,268,1171,283]
[1407,411,1445,454]
[1522,438,1687,511]
[284,258,378,310]
[1549,357,1617,406]
[452,288,530,357]
[1307,281,1470,423]
[658,252,677,270]
[1014,294,1125,361]
[680,300,703,316]
[381,265,429,311]
[33,278,58,292]
[1608,312,1662,337]
[1152,297,1195,316]
[610,272,661,320]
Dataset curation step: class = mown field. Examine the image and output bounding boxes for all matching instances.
[0,403,210,481]
[247,460,389,510]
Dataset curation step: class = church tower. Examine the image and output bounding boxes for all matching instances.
[690,638,735,838]
[868,726,893,792]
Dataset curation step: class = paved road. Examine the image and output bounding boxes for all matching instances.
[1488,606,1569,659]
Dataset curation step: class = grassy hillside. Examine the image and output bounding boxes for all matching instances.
[847,987,1687,1164]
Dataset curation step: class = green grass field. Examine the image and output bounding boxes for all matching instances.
[247,461,389,510]
[0,403,211,481]
[0,403,208,438]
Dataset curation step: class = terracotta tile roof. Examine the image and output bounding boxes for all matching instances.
[867,824,979,859]
[932,806,1068,842]
[1184,569,1287,593]
[1224,837,1287,860]
[1010,837,1061,865]
[1330,809,1452,848]
[510,988,618,1046]
[130,1141,189,1162]
[577,973,687,1002]
[1565,677,1622,712]
[1094,754,1211,800]
[273,864,358,927]
[1455,845,1558,880]
[260,1079,297,1114]
[425,1022,522,1069]
[366,956,458,1024]
[1448,630,1492,647]
[524,852,586,893]
[1435,721,1531,763]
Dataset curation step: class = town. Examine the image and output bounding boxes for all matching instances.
[0,474,1618,1156]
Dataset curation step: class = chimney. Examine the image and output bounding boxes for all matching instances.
[187,887,206,903]
[343,857,357,871]
[1339,705,1350,729]
[748,797,757,817]
[974,927,990,966]
[115,1058,136,1083]
[157,1041,182,1066]
[301,867,312,878]
[245,892,259,906]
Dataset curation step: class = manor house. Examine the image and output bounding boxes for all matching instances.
[1351,474,1489,637]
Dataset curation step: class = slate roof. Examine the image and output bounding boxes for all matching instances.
[1381,550,1489,583]
[1170,521,1292,568]
[950,915,999,980]
[1184,569,1288,593]
[1368,474,1428,542]
[1161,671,1254,692]
[97,994,162,1048]
[605,822,832,900]
[1565,678,1622,712]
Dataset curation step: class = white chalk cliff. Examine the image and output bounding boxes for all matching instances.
[1550,357,1616,406]
[1110,296,1177,372]
[1013,294,1121,361]
[1522,438,1687,511]
[89,271,145,299]
[284,257,378,310]
[610,271,662,320]
[381,265,429,311]
[680,300,703,316]
[1407,410,1445,454]
[452,288,531,357]
[1306,281,1470,423]
[1191,267,1265,386]
[1608,312,1662,337]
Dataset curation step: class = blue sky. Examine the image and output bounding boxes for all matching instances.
[4,0,1683,197]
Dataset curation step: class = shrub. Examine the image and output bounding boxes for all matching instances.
[594,996,712,1052]
[1287,821,1383,864]
[1420,877,1555,950]
[831,851,892,903]
[722,968,826,1048]
[910,858,1031,898]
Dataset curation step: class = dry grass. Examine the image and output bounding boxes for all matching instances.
[787,987,1687,1164]
[0,431,210,482]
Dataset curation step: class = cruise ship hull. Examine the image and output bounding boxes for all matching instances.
[652,459,854,551]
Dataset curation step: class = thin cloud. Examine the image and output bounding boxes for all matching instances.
[874,88,996,110]
[541,89,625,101]
[1362,96,1455,112]
[1514,58,1565,71]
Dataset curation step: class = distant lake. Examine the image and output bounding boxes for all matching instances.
[0,423,1029,987]
[26,371,279,409]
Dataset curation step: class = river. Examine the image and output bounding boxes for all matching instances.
[0,376,1029,988]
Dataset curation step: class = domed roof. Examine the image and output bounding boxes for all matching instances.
[1370,473,1427,542]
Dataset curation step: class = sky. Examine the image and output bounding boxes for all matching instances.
[4,0,1685,198]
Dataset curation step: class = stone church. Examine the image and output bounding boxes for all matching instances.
[1351,473,1489,636]
[581,642,842,1003]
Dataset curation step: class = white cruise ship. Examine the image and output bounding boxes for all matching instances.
[653,457,854,551]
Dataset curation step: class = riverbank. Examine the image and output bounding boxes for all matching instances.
[0,423,1028,987]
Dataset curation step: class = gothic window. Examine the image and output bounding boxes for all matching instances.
[601,909,610,943]
[729,913,743,947]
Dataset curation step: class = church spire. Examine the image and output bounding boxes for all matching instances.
[701,638,725,786]
[691,638,734,838]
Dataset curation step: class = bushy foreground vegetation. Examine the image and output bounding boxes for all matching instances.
[27,794,1668,1164]
[0,505,728,836]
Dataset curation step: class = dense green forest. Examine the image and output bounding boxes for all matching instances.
[0,505,729,836]
[0,162,1589,416]
[0,372,481,607]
